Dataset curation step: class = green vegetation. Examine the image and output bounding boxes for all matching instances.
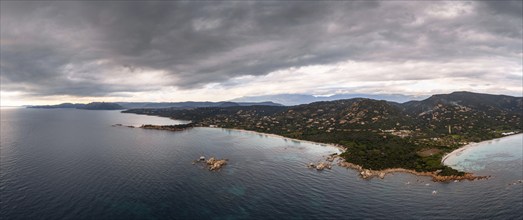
[124,92,522,176]
[81,102,124,110]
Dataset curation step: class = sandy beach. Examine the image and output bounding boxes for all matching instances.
[217,127,346,153]
[211,127,490,182]
[441,142,479,164]
[207,126,495,182]
[133,124,491,182]
[441,133,521,164]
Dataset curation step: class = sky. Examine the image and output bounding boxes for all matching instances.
[1,1,522,106]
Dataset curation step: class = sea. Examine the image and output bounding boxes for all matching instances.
[1,107,522,219]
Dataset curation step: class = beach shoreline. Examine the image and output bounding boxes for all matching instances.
[441,133,522,165]
[337,159,488,182]
[216,127,346,153]
[207,127,489,182]
[128,122,492,182]
[441,142,479,164]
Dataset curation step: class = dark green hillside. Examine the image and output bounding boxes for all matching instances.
[81,102,124,110]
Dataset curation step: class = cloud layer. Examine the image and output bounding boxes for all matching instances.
[1,1,522,105]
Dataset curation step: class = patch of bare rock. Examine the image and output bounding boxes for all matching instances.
[193,156,228,171]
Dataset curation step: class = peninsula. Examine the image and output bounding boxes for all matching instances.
[123,91,522,180]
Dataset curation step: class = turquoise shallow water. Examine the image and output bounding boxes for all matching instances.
[444,134,523,175]
[1,108,522,219]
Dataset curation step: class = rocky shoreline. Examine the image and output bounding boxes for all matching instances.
[112,123,135,128]
[112,123,193,131]
[331,154,489,182]
[307,162,333,171]
[117,124,488,182]
[223,127,488,182]
[140,124,193,131]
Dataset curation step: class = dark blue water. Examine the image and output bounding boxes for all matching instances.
[1,108,522,219]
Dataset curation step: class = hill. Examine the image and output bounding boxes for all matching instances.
[230,93,425,105]
[81,102,124,110]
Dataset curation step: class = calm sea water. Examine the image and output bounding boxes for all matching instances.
[443,134,523,175]
[1,108,522,219]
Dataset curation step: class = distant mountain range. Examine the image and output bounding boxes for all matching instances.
[230,93,427,105]
[29,102,125,110]
[27,101,283,110]
[114,101,282,109]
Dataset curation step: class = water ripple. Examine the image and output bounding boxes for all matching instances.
[1,109,522,219]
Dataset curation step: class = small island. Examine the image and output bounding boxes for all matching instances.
[193,156,228,171]
[123,92,522,182]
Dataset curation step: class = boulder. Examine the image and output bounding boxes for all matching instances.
[204,157,228,171]
[314,162,332,171]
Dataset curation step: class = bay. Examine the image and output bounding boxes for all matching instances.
[1,108,522,219]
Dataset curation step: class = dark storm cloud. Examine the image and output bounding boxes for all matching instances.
[1,1,521,97]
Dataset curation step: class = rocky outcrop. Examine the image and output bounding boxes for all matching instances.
[307,162,332,171]
[338,161,363,170]
[140,124,193,131]
[431,173,489,182]
[325,153,338,162]
[206,157,228,171]
[193,156,228,171]
[112,124,135,128]
[337,160,488,182]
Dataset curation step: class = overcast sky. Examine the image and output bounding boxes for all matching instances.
[1,1,522,105]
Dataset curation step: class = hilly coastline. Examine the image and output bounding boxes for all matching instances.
[123,91,522,179]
